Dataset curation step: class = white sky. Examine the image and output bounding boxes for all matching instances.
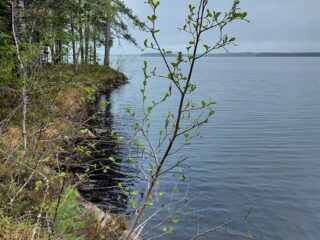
[112,0,320,54]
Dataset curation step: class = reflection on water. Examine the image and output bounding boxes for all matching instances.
[74,91,136,214]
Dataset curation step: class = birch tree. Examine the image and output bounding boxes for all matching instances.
[119,0,249,239]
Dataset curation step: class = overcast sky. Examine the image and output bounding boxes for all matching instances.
[112,0,320,54]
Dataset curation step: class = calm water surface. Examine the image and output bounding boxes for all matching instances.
[108,57,320,240]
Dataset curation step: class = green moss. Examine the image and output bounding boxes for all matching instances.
[38,64,126,87]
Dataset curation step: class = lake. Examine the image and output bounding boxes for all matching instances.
[108,56,320,240]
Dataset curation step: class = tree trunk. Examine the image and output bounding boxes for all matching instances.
[11,0,28,151]
[71,13,76,64]
[84,13,90,63]
[50,45,55,63]
[55,40,62,63]
[21,86,27,150]
[79,27,84,63]
[104,0,111,66]
[79,0,84,63]
[93,28,97,64]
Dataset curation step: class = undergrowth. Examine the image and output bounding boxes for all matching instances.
[0,64,128,240]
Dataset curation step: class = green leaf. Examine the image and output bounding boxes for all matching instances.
[85,150,92,158]
[129,157,137,163]
[179,174,186,182]
[117,136,124,142]
[110,130,116,137]
[131,191,139,196]
[147,106,153,112]
[35,181,42,191]
[241,12,248,19]
[154,1,160,8]
[168,73,174,80]
[209,110,215,116]
[148,15,157,21]
[100,101,108,111]
[149,163,155,172]
[108,156,116,163]
[214,12,222,19]
[151,29,160,34]
[80,129,88,135]
[173,186,180,193]
[131,200,137,209]
[171,216,180,224]
[63,135,70,141]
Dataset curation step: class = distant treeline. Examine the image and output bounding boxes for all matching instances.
[141,52,320,57]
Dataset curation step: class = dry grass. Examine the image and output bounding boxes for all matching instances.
[1,227,45,240]
[54,87,85,116]
[84,212,127,240]
[0,127,21,149]
[0,213,46,240]
[0,64,128,240]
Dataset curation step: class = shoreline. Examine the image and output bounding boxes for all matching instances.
[61,65,130,239]
[0,64,131,239]
[69,66,145,240]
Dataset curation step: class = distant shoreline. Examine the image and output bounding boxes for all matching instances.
[139,52,320,57]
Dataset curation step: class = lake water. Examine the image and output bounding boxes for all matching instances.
[108,56,320,240]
